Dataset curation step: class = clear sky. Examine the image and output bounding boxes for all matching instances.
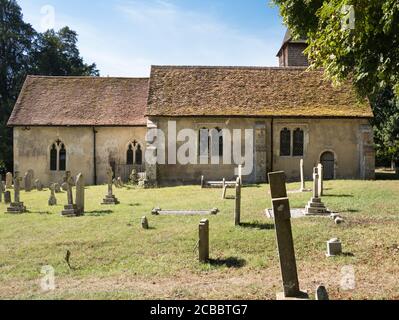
[18,0,287,77]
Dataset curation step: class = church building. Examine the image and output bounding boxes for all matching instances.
[7,31,375,186]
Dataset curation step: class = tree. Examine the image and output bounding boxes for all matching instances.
[32,27,99,76]
[272,0,399,98]
[0,0,36,171]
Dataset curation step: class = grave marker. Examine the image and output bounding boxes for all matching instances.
[6,172,12,189]
[6,172,26,214]
[316,285,329,300]
[318,163,324,196]
[61,171,79,217]
[4,191,11,204]
[199,219,209,263]
[141,216,149,229]
[234,177,241,226]
[305,168,329,215]
[54,183,62,193]
[0,181,4,202]
[326,238,342,257]
[75,173,85,215]
[102,167,120,205]
[268,171,308,300]
[24,172,32,192]
[35,179,43,191]
[300,159,306,192]
[48,184,57,206]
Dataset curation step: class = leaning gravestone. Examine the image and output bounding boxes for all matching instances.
[61,171,79,217]
[75,173,85,215]
[6,172,26,214]
[4,191,11,204]
[6,172,13,189]
[48,184,57,206]
[268,171,308,300]
[102,167,119,205]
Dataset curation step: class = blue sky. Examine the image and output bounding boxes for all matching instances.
[18,0,287,77]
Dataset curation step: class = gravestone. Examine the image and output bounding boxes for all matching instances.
[326,238,342,257]
[24,172,32,192]
[138,173,149,189]
[0,181,4,202]
[4,191,11,204]
[48,184,57,206]
[152,208,219,216]
[199,219,209,263]
[75,173,85,215]
[117,177,124,188]
[221,184,227,200]
[35,179,43,191]
[316,285,329,300]
[300,159,306,192]
[6,172,13,189]
[130,169,139,185]
[305,168,329,215]
[201,175,204,189]
[141,216,149,229]
[234,177,241,226]
[238,165,243,183]
[54,183,62,193]
[318,163,324,197]
[268,171,308,300]
[61,182,68,191]
[61,171,79,217]
[102,167,120,205]
[7,172,26,214]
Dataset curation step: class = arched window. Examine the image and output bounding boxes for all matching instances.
[127,144,134,165]
[135,145,143,165]
[293,128,304,156]
[216,127,223,157]
[50,144,57,171]
[280,128,291,156]
[59,144,66,171]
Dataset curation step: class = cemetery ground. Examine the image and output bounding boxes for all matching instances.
[1,178,399,300]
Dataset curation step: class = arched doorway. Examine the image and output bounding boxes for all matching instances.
[320,152,335,180]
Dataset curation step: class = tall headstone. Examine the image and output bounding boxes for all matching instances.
[234,177,241,226]
[268,171,308,300]
[6,172,26,214]
[48,184,57,206]
[300,159,306,192]
[61,171,79,217]
[0,181,4,202]
[305,168,329,215]
[199,219,209,263]
[317,163,324,197]
[35,179,43,191]
[102,166,119,205]
[24,172,32,192]
[75,173,85,215]
[6,172,12,189]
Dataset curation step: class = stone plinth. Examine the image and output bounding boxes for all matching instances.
[305,197,329,215]
[61,204,81,217]
[7,202,27,214]
[102,194,120,205]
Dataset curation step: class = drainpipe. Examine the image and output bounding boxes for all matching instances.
[93,127,97,185]
[270,118,274,176]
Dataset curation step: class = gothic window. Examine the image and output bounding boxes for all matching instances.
[127,144,134,165]
[59,144,66,171]
[280,128,291,156]
[50,144,57,171]
[215,127,223,157]
[293,128,304,156]
[135,145,143,165]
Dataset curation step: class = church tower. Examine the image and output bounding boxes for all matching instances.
[277,29,309,67]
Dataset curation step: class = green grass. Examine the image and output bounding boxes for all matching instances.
[1,179,399,300]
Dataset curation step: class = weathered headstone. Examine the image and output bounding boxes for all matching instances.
[4,191,11,204]
[268,171,308,300]
[48,184,57,206]
[199,219,209,263]
[316,285,329,300]
[6,172,26,214]
[0,181,4,202]
[54,183,62,193]
[141,216,149,229]
[24,172,32,192]
[61,182,68,191]
[6,172,12,189]
[35,179,43,191]
[326,238,342,257]
[75,173,85,215]
[130,169,139,185]
[305,168,329,215]
[61,171,79,217]
[102,166,120,205]
[117,177,124,188]
[300,159,306,192]
[318,163,324,197]
[234,177,241,226]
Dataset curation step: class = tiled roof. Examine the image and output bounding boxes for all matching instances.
[147,66,373,118]
[7,76,149,126]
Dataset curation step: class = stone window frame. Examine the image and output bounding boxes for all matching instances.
[196,123,226,162]
[49,140,67,172]
[275,123,309,158]
[126,140,144,165]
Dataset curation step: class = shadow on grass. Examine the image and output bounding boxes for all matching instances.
[26,210,54,215]
[208,257,246,268]
[375,172,399,180]
[324,194,354,198]
[239,222,275,230]
[85,210,113,217]
[129,203,141,207]
[343,209,359,213]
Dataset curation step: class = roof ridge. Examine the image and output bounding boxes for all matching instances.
[27,75,150,80]
[151,65,310,71]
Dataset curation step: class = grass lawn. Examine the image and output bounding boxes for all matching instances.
[1,178,399,300]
